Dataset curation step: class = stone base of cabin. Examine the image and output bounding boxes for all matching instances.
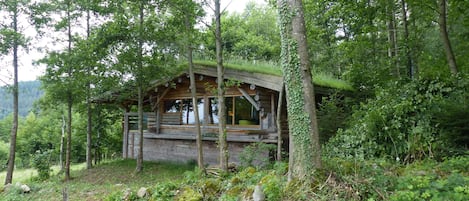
[124,132,275,165]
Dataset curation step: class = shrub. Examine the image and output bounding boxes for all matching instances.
[390,156,469,201]
[31,150,52,181]
[239,142,276,169]
[151,182,179,200]
[317,93,350,143]
[324,76,469,163]
[0,141,9,171]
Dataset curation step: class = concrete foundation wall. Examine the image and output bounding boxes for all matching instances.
[127,133,270,165]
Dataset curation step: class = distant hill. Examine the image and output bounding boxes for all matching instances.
[0,80,43,119]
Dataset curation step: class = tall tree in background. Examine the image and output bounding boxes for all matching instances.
[401,0,416,78]
[93,0,177,172]
[214,0,228,171]
[135,0,145,173]
[386,0,399,77]
[35,0,86,181]
[172,0,206,170]
[1,0,29,185]
[64,0,73,181]
[84,0,93,170]
[438,0,458,75]
[278,0,321,181]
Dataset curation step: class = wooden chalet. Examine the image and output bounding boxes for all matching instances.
[107,62,347,165]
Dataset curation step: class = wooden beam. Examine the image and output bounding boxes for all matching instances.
[123,111,129,158]
[155,87,171,106]
[237,87,260,111]
[277,84,284,161]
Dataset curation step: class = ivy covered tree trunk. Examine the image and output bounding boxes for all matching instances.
[215,0,228,171]
[438,0,458,75]
[277,0,322,181]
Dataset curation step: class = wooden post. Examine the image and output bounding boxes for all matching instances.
[123,112,129,158]
[271,93,276,129]
[204,96,210,127]
[131,127,135,158]
[156,100,162,134]
[276,84,284,161]
[232,97,236,125]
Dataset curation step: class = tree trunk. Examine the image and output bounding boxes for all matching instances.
[86,3,93,170]
[387,0,400,78]
[215,0,228,171]
[135,1,145,173]
[65,93,72,181]
[64,0,73,181]
[401,0,416,79]
[278,0,322,181]
[4,3,19,185]
[438,0,458,75]
[86,90,92,170]
[60,115,65,172]
[186,15,205,171]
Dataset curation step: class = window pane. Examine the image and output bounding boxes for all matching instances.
[164,100,181,113]
[182,99,204,124]
[208,98,219,124]
[235,96,259,125]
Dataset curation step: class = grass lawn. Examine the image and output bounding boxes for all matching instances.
[0,159,194,201]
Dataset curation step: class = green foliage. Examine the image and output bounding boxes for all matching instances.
[317,93,350,143]
[150,182,179,201]
[239,142,276,169]
[325,76,469,162]
[259,171,283,201]
[0,114,13,142]
[31,150,52,181]
[390,157,469,201]
[1,184,28,201]
[0,140,9,171]
[322,157,398,200]
[176,186,203,201]
[0,81,43,119]
[201,3,280,62]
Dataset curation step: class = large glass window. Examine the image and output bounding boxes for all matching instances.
[182,99,204,124]
[164,99,204,125]
[226,96,259,125]
[162,96,259,126]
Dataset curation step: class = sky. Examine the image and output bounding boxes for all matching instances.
[0,0,265,86]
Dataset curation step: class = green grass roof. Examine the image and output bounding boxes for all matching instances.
[192,60,354,91]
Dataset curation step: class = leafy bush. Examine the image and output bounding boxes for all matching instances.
[324,76,468,162]
[317,93,350,144]
[239,142,276,169]
[390,156,469,201]
[176,186,202,201]
[0,141,9,171]
[31,150,52,181]
[151,182,179,200]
